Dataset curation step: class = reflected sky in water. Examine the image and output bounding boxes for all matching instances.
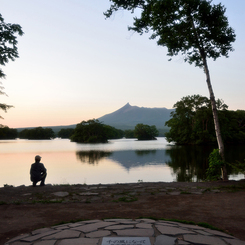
[0,138,244,187]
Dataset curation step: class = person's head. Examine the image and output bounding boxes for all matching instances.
[35,155,41,162]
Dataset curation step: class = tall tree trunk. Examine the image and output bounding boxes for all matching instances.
[202,58,228,180]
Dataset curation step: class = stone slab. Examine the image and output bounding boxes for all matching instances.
[154,235,177,245]
[205,229,235,238]
[222,238,245,245]
[79,192,99,196]
[136,219,156,223]
[43,230,80,239]
[136,223,153,229]
[104,225,134,230]
[5,233,30,244]
[175,223,206,230]
[168,191,181,195]
[115,229,154,237]
[102,237,151,245]
[104,219,133,222]
[7,242,31,245]
[178,240,191,245]
[183,234,227,245]
[52,191,69,197]
[73,221,118,233]
[86,230,111,238]
[21,230,60,242]
[156,225,196,235]
[58,237,99,245]
[33,241,56,245]
[32,228,54,235]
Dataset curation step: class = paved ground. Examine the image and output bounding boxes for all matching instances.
[5,218,245,245]
[1,180,245,245]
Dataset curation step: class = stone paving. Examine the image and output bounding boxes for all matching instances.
[5,219,245,245]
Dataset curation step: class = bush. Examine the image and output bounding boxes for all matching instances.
[206,149,224,181]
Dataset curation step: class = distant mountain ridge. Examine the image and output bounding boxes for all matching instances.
[97,103,174,130]
[16,103,174,133]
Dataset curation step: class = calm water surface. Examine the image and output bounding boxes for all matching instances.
[0,138,244,187]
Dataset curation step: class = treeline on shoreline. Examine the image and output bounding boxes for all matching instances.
[1,106,245,144]
[0,120,159,142]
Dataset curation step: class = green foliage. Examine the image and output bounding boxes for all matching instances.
[134,123,158,140]
[71,119,124,143]
[124,129,135,138]
[103,125,124,139]
[165,95,228,145]
[0,125,18,139]
[0,14,24,78]
[105,0,235,68]
[206,149,223,181]
[165,95,245,145]
[218,110,245,144]
[227,160,245,175]
[58,128,75,139]
[70,119,108,143]
[18,127,55,140]
[105,0,235,180]
[0,14,23,119]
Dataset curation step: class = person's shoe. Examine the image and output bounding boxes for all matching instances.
[40,183,45,186]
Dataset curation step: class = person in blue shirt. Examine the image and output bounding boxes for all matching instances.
[30,155,47,187]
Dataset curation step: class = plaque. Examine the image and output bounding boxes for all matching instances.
[102,237,151,245]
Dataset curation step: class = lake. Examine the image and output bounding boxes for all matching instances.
[0,137,244,187]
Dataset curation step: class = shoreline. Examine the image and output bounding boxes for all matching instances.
[1,179,245,244]
[1,179,245,205]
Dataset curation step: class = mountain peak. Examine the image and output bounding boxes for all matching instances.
[98,103,174,130]
[115,103,137,114]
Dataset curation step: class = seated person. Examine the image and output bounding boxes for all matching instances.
[30,155,47,187]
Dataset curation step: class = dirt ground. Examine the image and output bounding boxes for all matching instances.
[1,180,245,244]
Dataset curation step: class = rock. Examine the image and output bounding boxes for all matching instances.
[52,192,69,197]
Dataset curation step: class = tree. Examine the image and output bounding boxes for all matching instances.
[165,94,227,145]
[124,129,135,138]
[103,125,124,139]
[105,0,236,180]
[58,128,75,139]
[134,123,158,140]
[19,127,55,140]
[0,125,18,139]
[0,14,23,120]
[70,119,108,143]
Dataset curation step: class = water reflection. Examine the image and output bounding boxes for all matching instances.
[75,144,245,182]
[76,149,171,171]
[76,151,112,164]
[165,144,245,182]
[165,145,213,182]
[135,150,157,156]
[0,138,244,186]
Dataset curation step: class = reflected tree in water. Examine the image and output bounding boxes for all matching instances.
[166,145,214,182]
[135,150,157,156]
[76,151,112,165]
[166,144,245,181]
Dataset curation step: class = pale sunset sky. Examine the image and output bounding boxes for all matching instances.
[1,0,244,128]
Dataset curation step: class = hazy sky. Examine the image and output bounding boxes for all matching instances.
[1,0,244,128]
